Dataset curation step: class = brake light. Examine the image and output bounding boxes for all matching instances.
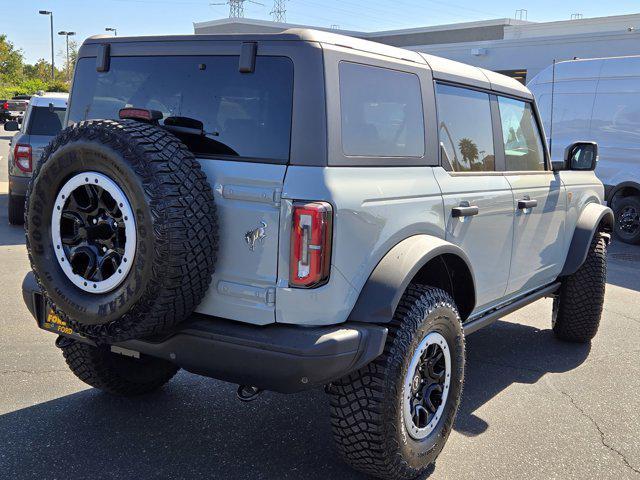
[2,102,8,110]
[290,201,333,288]
[14,144,32,173]
[118,108,163,122]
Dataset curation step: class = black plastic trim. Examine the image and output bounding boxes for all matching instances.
[348,235,476,325]
[22,272,387,394]
[560,203,613,276]
[8,174,30,196]
[464,282,560,335]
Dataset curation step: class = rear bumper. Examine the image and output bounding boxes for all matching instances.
[22,273,387,393]
[9,174,30,196]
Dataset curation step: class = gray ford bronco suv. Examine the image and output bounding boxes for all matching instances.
[22,29,612,479]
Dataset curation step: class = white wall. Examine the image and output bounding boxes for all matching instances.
[407,30,640,81]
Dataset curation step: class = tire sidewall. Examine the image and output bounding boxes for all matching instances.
[27,139,156,325]
[394,304,465,470]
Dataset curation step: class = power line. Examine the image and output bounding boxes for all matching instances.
[271,0,287,22]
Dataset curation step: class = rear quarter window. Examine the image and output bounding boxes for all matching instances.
[68,55,294,162]
[339,62,425,158]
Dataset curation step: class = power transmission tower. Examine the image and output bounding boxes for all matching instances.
[210,0,264,18]
[271,0,287,22]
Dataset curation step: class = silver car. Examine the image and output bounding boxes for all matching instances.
[5,92,68,224]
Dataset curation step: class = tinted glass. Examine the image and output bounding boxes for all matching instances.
[28,106,66,136]
[340,62,424,157]
[435,84,495,172]
[69,56,294,161]
[498,97,545,171]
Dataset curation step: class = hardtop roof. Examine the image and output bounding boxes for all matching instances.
[30,93,69,108]
[83,28,532,100]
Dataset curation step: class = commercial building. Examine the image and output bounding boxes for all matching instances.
[194,13,640,83]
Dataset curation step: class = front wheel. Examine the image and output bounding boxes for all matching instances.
[60,339,179,396]
[553,233,608,343]
[328,285,465,480]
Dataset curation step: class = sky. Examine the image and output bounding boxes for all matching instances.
[1,0,640,65]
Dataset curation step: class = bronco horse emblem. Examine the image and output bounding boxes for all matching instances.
[245,221,267,251]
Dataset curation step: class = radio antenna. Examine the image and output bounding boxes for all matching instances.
[549,59,556,155]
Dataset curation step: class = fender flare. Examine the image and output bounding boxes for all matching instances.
[347,235,476,324]
[560,203,613,277]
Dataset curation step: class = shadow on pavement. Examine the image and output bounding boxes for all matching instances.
[0,320,590,479]
[605,241,640,292]
[457,320,590,436]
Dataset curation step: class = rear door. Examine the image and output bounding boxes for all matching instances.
[497,96,566,295]
[433,83,515,312]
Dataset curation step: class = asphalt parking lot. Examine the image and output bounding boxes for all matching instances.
[0,131,639,479]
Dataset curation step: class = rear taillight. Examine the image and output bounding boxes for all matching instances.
[14,144,32,173]
[2,102,8,110]
[289,201,333,288]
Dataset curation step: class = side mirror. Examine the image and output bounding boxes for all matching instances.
[3,120,19,132]
[565,141,598,171]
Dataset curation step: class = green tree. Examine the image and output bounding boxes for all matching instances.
[58,39,79,81]
[23,59,54,83]
[0,34,25,83]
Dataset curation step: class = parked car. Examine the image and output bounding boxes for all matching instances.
[5,92,68,224]
[529,55,640,244]
[0,100,12,123]
[4,97,30,123]
[21,30,611,480]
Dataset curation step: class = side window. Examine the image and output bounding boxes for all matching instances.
[435,84,495,172]
[339,62,425,157]
[497,97,546,171]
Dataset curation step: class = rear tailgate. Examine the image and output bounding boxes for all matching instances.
[194,161,284,324]
[66,50,303,325]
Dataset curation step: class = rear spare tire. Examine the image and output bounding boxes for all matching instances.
[25,120,217,343]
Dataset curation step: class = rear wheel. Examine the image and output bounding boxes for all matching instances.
[328,286,465,480]
[8,191,24,225]
[613,195,640,244]
[60,339,179,396]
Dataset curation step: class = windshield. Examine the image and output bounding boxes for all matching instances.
[28,106,66,136]
[68,55,294,162]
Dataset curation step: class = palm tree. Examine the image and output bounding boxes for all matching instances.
[458,137,479,170]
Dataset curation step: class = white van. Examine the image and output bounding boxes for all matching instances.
[528,56,640,244]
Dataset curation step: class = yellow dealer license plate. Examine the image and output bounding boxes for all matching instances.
[42,310,80,338]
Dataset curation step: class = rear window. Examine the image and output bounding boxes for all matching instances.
[28,106,66,136]
[68,55,294,162]
[339,62,425,158]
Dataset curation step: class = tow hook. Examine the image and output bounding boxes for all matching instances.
[237,385,262,402]
[55,335,75,349]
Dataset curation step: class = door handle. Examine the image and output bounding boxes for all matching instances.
[452,205,479,218]
[517,199,538,210]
